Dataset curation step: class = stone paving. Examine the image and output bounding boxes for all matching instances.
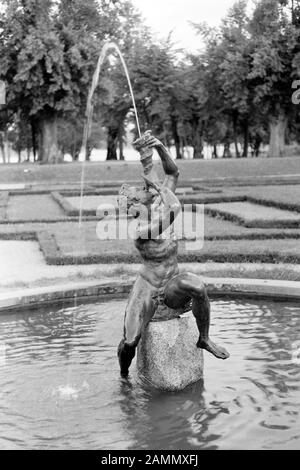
[0,241,104,289]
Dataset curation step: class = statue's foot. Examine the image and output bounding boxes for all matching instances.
[117,340,136,377]
[197,338,230,360]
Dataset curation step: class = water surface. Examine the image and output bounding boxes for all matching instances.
[0,298,299,450]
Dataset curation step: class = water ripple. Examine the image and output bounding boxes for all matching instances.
[0,298,299,450]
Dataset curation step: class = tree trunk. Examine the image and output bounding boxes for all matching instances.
[118,131,124,160]
[233,112,240,157]
[254,134,262,157]
[0,132,6,163]
[106,126,118,160]
[5,137,10,163]
[72,129,76,160]
[268,113,287,158]
[171,115,182,159]
[73,148,80,161]
[213,144,219,158]
[31,119,37,161]
[242,119,249,158]
[85,144,92,161]
[192,120,204,159]
[0,143,5,163]
[36,128,43,162]
[38,115,60,163]
[223,142,232,158]
[0,131,9,163]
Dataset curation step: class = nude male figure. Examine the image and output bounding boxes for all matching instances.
[117,133,229,377]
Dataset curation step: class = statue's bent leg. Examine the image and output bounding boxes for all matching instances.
[164,273,229,360]
[118,276,157,377]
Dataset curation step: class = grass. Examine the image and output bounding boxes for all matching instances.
[37,235,300,265]
[6,194,65,221]
[235,184,300,203]
[2,218,299,265]
[0,156,299,185]
[235,185,300,212]
[0,191,8,221]
[201,266,300,281]
[3,216,297,244]
[206,201,300,228]
[0,161,300,274]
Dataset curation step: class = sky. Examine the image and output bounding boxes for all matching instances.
[131,0,239,52]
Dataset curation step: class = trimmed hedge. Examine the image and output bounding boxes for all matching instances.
[3,189,300,226]
[39,236,300,265]
[41,249,300,266]
[58,188,118,197]
[37,230,62,262]
[181,195,246,205]
[51,191,79,216]
[51,191,118,217]
[51,190,246,218]
[205,207,300,229]
[206,231,300,241]
[0,216,98,224]
[0,191,9,221]
[247,195,300,213]
[0,231,36,241]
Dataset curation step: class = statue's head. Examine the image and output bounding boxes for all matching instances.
[118,183,157,216]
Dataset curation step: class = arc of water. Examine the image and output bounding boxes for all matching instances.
[79,42,142,227]
[68,43,142,389]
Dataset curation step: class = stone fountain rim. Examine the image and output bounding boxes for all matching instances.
[0,277,299,315]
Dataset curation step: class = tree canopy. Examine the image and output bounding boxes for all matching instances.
[1,0,300,162]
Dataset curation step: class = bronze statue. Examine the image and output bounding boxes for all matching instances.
[117,132,229,377]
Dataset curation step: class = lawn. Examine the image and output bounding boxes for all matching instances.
[0,160,300,269]
[206,201,300,228]
[1,215,299,265]
[45,234,300,264]
[232,184,300,211]
[6,194,65,221]
[0,156,299,185]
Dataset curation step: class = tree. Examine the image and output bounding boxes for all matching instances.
[0,0,99,162]
[0,0,142,163]
[8,114,33,162]
[130,38,181,152]
[217,1,254,157]
[249,0,299,157]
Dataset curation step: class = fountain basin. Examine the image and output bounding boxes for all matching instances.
[1,277,299,314]
[0,296,299,450]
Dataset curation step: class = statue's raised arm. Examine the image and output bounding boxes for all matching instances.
[137,133,179,194]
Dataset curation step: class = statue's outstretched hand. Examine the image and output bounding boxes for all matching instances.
[142,134,163,149]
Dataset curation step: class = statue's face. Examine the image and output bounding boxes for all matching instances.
[118,184,156,213]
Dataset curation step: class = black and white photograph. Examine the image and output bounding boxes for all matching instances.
[0,0,299,453]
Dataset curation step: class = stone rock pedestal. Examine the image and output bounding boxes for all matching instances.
[137,313,204,391]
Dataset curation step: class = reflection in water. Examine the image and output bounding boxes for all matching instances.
[118,378,207,450]
[0,299,299,450]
